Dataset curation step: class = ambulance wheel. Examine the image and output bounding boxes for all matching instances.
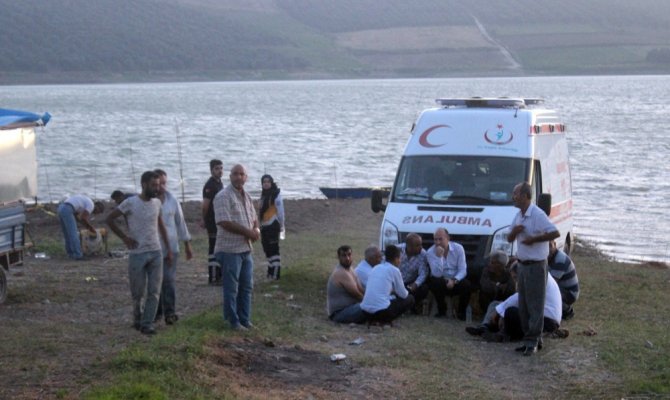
[563,235,572,256]
[0,268,7,304]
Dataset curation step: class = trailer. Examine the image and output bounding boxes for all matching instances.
[0,108,50,303]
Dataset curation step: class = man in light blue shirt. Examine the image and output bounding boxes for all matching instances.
[426,227,471,319]
[507,182,560,356]
[154,169,193,325]
[361,245,414,324]
[354,245,382,289]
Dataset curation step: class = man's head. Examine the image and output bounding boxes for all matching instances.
[512,182,532,211]
[140,170,160,199]
[110,190,125,205]
[229,164,248,191]
[93,201,105,214]
[405,233,423,257]
[337,245,353,269]
[210,159,223,179]
[154,169,168,196]
[364,245,383,267]
[433,227,450,249]
[488,250,509,272]
[385,244,401,267]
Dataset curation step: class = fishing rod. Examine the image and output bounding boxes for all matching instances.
[175,119,186,204]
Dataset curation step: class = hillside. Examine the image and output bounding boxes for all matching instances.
[1,0,670,84]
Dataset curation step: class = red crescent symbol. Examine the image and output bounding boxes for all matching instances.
[418,124,450,148]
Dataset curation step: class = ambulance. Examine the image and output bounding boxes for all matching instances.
[371,98,573,279]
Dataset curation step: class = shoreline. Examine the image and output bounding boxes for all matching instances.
[24,198,669,268]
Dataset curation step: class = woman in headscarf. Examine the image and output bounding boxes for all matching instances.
[259,174,285,279]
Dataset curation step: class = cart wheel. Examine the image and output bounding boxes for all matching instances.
[0,268,7,304]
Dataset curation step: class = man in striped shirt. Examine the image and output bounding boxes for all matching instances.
[548,240,580,320]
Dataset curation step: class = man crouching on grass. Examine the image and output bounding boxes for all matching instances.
[106,170,172,335]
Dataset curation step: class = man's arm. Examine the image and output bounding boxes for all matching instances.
[454,245,467,281]
[157,210,173,262]
[220,221,260,241]
[337,271,364,301]
[522,230,560,245]
[78,210,97,234]
[106,209,137,249]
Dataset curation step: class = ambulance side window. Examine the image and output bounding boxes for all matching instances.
[532,160,542,203]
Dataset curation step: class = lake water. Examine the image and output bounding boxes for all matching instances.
[1,76,669,264]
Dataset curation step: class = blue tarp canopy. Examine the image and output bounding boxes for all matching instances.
[0,108,51,129]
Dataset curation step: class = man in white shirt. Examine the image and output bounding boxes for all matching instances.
[57,194,104,260]
[426,227,471,320]
[507,182,560,356]
[354,245,382,289]
[361,245,415,324]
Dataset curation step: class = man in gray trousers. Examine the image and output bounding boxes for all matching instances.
[507,182,559,356]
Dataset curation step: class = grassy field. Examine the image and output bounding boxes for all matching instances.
[73,199,670,400]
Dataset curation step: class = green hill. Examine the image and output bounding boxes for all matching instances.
[1,0,669,83]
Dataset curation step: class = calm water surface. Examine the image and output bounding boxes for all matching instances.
[1,76,669,263]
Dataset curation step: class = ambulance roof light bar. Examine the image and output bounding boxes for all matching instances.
[435,97,545,109]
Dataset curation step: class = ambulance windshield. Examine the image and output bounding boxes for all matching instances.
[392,155,529,205]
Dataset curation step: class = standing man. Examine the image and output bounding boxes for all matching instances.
[154,169,193,325]
[214,164,259,330]
[507,182,560,355]
[426,227,472,320]
[106,171,171,335]
[354,245,383,289]
[326,245,366,324]
[399,233,430,314]
[57,194,104,260]
[202,159,224,284]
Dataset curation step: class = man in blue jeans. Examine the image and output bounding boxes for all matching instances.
[57,195,104,260]
[154,169,193,325]
[106,171,171,335]
[213,164,259,330]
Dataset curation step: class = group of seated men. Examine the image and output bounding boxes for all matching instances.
[326,227,580,341]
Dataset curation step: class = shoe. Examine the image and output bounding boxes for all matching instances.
[482,331,505,343]
[154,314,163,323]
[553,328,569,339]
[523,346,537,356]
[165,315,179,325]
[140,326,157,335]
[434,312,447,319]
[465,326,486,336]
[231,324,248,331]
[515,345,527,352]
[563,308,575,321]
[241,322,255,330]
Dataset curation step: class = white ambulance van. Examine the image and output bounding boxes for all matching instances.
[372,98,573,280]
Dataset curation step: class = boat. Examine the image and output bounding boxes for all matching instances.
[319,187,390,199]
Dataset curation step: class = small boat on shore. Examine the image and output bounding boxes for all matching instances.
[319,187,390,199]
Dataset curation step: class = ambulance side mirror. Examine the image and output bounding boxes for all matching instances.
[538,193,552,216]
[371,189,388,213]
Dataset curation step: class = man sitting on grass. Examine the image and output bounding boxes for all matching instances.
[354,245,383,289]
[361,244,415,325]
[548,240,580,320]
[465,263,568,344]
[326,245,367,324]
